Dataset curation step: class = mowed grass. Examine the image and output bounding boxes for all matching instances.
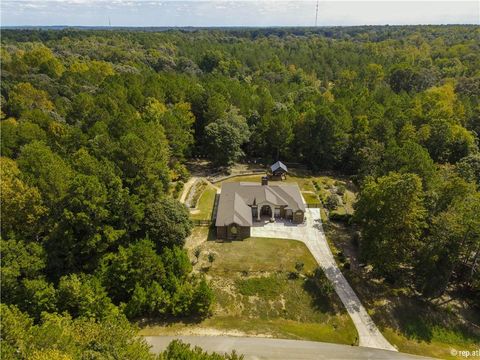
[190,186,217,220]
[206,237,317,273]
[140,237,357,345]
[302,192,320,205]
[383,326,480,360]
[218,174,316,193]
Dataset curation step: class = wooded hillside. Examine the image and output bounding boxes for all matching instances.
[1,26,479,358]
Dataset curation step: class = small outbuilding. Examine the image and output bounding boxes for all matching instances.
[270,161,288,180]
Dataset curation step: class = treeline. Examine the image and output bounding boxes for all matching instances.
[1,25,479,356]
[1,304,241,359]
[1,29,220,360]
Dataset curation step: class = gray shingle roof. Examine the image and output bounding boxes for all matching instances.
[215,182,305,227]
[271,161,288,173]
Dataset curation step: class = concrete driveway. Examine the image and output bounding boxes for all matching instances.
[145,336,431,360]
[251,208,397,352]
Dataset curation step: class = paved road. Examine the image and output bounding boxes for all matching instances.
[145,336,431,360]
[251,209,397,351]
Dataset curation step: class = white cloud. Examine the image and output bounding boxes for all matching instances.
[1,0,478,26]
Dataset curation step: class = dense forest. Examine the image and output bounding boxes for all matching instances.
[1,25,479,358]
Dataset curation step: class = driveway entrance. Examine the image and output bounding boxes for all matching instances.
[251,209,397,352]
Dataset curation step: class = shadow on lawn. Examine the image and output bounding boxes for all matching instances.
[391,297,480,344]
[303,268,337,314]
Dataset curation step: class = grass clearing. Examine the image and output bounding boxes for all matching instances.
[205,237,318,273]
[190,186,217,220]
[218,173,316,192]
[302,192,320,205]
[237,274,286,298]
[140,236,357,345]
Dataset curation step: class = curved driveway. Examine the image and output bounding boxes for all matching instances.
[145,336,430,359]
[251,208,397,351]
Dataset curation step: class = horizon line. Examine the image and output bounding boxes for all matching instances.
[2,23,479,29]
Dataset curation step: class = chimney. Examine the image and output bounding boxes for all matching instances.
[261,176,268,186]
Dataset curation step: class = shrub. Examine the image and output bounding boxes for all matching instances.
[306,268,334,296]
[208,252,216,264]
[160,340,244,359]
[325,194,340,210]
[329,211,352,223]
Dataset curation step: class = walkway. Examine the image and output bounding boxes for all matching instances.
[251,208,397,351]
[145,336,430,359]
[179,176,198,206]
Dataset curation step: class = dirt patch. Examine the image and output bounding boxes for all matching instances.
[184,227,209,250]
[180,327,274,338]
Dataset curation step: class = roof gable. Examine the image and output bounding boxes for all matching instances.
[215,182,305,227]
[271,161,288,173]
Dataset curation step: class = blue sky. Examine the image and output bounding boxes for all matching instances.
[1,0,479,27]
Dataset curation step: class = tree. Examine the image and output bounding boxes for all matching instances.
[194,247,202,263]
[99,239,167,304]
[190,277,214,316]
[143,99,195,160]
[0,305,155,360]
[389,66,417,93]
[199,50,224,73]
[143,197,192,248]
[23,44,64,78]
[354,172,426,281]
[161,246,193,284]
[7,82,54,117]
[47,174,124,274]
[265,109,294,160]
[297,103,351,170]
[18,278,57,320]
[159,340,243,360]
[381,141,436,186]
[363,63,384,90]
[417,192,480,297]
[424,119,476,163]
[17,141,73,206]
[0,239,46,303]
[204,107,250,165]
[57,273,118,319]
[0,304,34,359]
[208,252,217,266]
[0,157,47,239]
[456,153,480,185]
[117,122,171,200]
[0,118,48,158]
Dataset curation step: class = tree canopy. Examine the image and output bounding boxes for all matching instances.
[1,25,479,356]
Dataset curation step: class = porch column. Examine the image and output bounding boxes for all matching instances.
[270,205,274,221]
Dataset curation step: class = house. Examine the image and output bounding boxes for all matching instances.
[215,178,305,240]
[270,161,288,180]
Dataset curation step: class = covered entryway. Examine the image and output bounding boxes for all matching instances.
[260,205,272,217]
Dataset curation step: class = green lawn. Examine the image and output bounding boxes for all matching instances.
[140,237,357,345]
[383,326,480,360]
[302,192,320,205]
[218,174,316,192]
[190,186,217,220]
